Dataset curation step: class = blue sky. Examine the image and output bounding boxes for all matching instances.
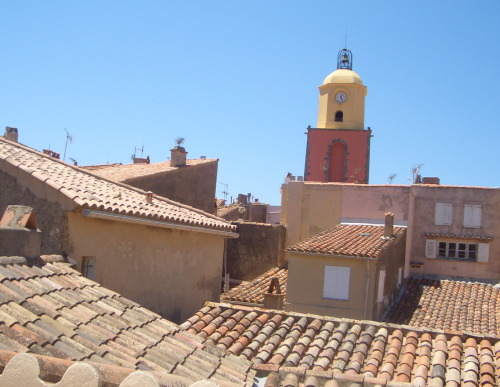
[1,1,499,205]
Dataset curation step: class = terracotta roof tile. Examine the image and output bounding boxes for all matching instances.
[0,138,234,233]
[384,277,500,337]
[0,256,254,385]
[82,158,216,182]
[287,224,406,258]
[183,301,500,385]
[221,266,288,305]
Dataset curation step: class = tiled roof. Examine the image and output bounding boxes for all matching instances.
[425,233,492,241]
[0,255,255,385]
[0,138,233,232]
[181,302,500,386]
[82,159,217,182]
[217,204,241,220]
[221,267,288,305]
[287,224,406,258]
[384,278,500,337]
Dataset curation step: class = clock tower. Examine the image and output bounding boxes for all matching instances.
[304,48,371,183]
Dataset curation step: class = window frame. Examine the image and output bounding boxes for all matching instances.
[437,241,477,261]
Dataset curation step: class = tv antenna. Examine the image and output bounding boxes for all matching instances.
[134,144,144,157]
[387,173,397,184]
[218,182,229,202]
[63,128,72,162]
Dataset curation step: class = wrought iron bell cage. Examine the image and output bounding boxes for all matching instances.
[337,48,353,70]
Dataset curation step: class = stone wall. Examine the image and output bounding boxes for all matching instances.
[0,170,69,255]
[122,161,218,214]
[226,222,286,281]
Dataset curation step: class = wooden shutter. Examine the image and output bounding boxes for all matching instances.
[425,240,437,258]
[323,266,350,300]
[478,243,489,263]
[464,205,482,228]
[377,270,386,303]
[435,203,452,225]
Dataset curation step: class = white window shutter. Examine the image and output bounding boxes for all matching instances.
[464,205,482,228]
[425,240,437,258]
[377,270,386,303]
[435,203,452,225]
[478,243,489,263]
[323,266,350,300]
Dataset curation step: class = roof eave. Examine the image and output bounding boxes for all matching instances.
[82,209,238,238]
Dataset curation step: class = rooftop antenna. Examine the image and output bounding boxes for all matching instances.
[388,173,397,184]
[131,144,144,162]
[218,182,229,202]
[63,128,72,162]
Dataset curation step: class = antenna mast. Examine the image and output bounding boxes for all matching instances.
[63,128,73,162]
[218,182,229,202]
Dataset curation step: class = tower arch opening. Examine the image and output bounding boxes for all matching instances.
[335,111,343,122]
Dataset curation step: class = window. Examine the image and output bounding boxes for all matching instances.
[323,266,350,300]
[435,203,453,225]
[82,256,96,280]
[334,111,343,122]
[464,205,482,228]
[438,242,477,260]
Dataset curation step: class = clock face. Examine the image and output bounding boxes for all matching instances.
[335,91,347,104]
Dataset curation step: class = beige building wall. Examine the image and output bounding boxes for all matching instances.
[281,182,343,248]
[281,182,409,248]
[406,185,500,280]
[285,254,377,320]
[67,213,225,323]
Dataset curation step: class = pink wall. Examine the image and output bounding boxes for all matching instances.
[305,128,371,183]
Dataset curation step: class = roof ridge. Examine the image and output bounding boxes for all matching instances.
[0,255,65,267]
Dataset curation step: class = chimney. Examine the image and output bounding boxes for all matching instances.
[422,177,440,185]
[4,127,18,142]
[170,146,187,167]
[263,277,285,310]
[384,212,394,238]
[145,191,153,204]
[0,205,41,257]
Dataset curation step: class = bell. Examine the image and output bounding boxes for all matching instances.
[342,54,349,63]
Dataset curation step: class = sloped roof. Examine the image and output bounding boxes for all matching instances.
[221,267,288,305]
[82,158,217,182]
[181,302,500,386]
[384,278,500,337]
[0,255,255,385]
[287,224,406,258]
[0,138,233,233]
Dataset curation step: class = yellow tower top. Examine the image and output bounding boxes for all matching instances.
[317,48,367,130]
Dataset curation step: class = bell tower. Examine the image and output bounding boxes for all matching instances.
[304,48,371,183]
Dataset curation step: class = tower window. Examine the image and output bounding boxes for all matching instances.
[335,111,343,122]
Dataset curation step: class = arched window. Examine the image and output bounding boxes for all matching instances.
[335,111,343,122]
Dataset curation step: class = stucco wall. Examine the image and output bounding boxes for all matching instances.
[341,184,410,224]
[281,182,343,248]
[67,213,225,323]
[285,254,376,320]
[305,128,371,183]
[373,234,406,320]
[123,161,218,214]
[226,222,286,281]
[0,169,70,255]
[281,182,409,248]
[407,185,500,280]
